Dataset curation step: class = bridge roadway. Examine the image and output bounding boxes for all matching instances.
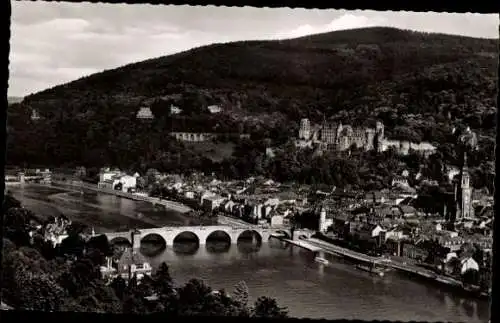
[103,224,294,249]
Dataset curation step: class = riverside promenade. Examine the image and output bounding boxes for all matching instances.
[51,180,192,213]
[307,238,383,264]
[307,237,490,298]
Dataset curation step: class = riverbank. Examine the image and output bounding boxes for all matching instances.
[307,236,490,300]
[51,180,192,213]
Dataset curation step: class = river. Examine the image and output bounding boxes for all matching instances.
[7,185,491,322]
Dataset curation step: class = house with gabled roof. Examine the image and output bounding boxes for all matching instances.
[116,248,152,281]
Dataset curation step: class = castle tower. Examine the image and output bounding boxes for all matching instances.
[299,118,311,140]
[130,229,141,249]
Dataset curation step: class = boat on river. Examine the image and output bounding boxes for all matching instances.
[356,264,389,277]
[315,256,329,265]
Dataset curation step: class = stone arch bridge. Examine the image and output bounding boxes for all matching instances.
[103,225,302,249]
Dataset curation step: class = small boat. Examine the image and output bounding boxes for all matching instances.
[356,264,386,277]
[315,257,329,265]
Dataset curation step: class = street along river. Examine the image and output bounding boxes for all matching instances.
[7,185,490,322]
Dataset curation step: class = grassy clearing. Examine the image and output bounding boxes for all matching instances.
[184,141,235,162]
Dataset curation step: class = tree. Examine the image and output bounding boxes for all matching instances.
[3,207,32,247]
[110,276,127,300]
[176,279,214,315]
[252,296,289,318]
[86,234,113,256]
[462,268,480,286]
[232,280,250,307]
[152,262,174,295]
[59,234,86,259]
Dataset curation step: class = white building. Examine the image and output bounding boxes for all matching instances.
[99,168,122,183]
[31,109,40,121]
[207,105,222,114]
[136,107,154,119]
[270,214,284,227]
[460,257,479,275]
[170,104,182,115]
[202,195,226,211]
[318,207,333,233]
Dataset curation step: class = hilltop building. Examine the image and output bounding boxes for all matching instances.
[31,109,40,121]
[296,118,436,156]
[136,107,154,119]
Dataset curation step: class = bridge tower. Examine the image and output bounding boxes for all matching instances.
[130,229,141,249]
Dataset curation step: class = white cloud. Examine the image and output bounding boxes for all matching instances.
[275,13,387,39]
[9,3,499,97]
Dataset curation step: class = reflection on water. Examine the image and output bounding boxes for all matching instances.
[7,185,490,322]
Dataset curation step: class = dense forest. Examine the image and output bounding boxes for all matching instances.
[2,193,289,316]
[6,27,497,190]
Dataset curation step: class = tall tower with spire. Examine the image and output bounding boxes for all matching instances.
[456,151,473,221]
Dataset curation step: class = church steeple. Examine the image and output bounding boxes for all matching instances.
[456,150,473,221]
[461,151,470,189]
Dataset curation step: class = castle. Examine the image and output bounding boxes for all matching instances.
[297,118,436,156]
[298,118,383,152]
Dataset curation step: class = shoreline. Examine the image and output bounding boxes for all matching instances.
[51,180,192,213]
[280,236,489,301]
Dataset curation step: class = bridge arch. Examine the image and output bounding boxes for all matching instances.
[109,236,132,247]
[140,233,167,255]
[205,230,232,253]
[237,229,263,243]
[173,231,200,254]
[206,230,232,244]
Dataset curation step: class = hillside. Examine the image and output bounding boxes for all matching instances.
[6,27,498,188]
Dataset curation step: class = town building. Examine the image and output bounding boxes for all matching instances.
[97,168,139,192]
[101,248,153,281]
[202,194,226,211]
[318,206,333,233]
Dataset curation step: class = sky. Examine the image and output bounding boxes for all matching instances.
[9,2,499,97]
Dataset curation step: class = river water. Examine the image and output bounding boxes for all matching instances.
[7,185,490,322]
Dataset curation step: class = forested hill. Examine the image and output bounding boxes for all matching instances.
[7,27,498,184]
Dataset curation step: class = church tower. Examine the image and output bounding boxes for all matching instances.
[375,121,385,152]
[456,152,473,221]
